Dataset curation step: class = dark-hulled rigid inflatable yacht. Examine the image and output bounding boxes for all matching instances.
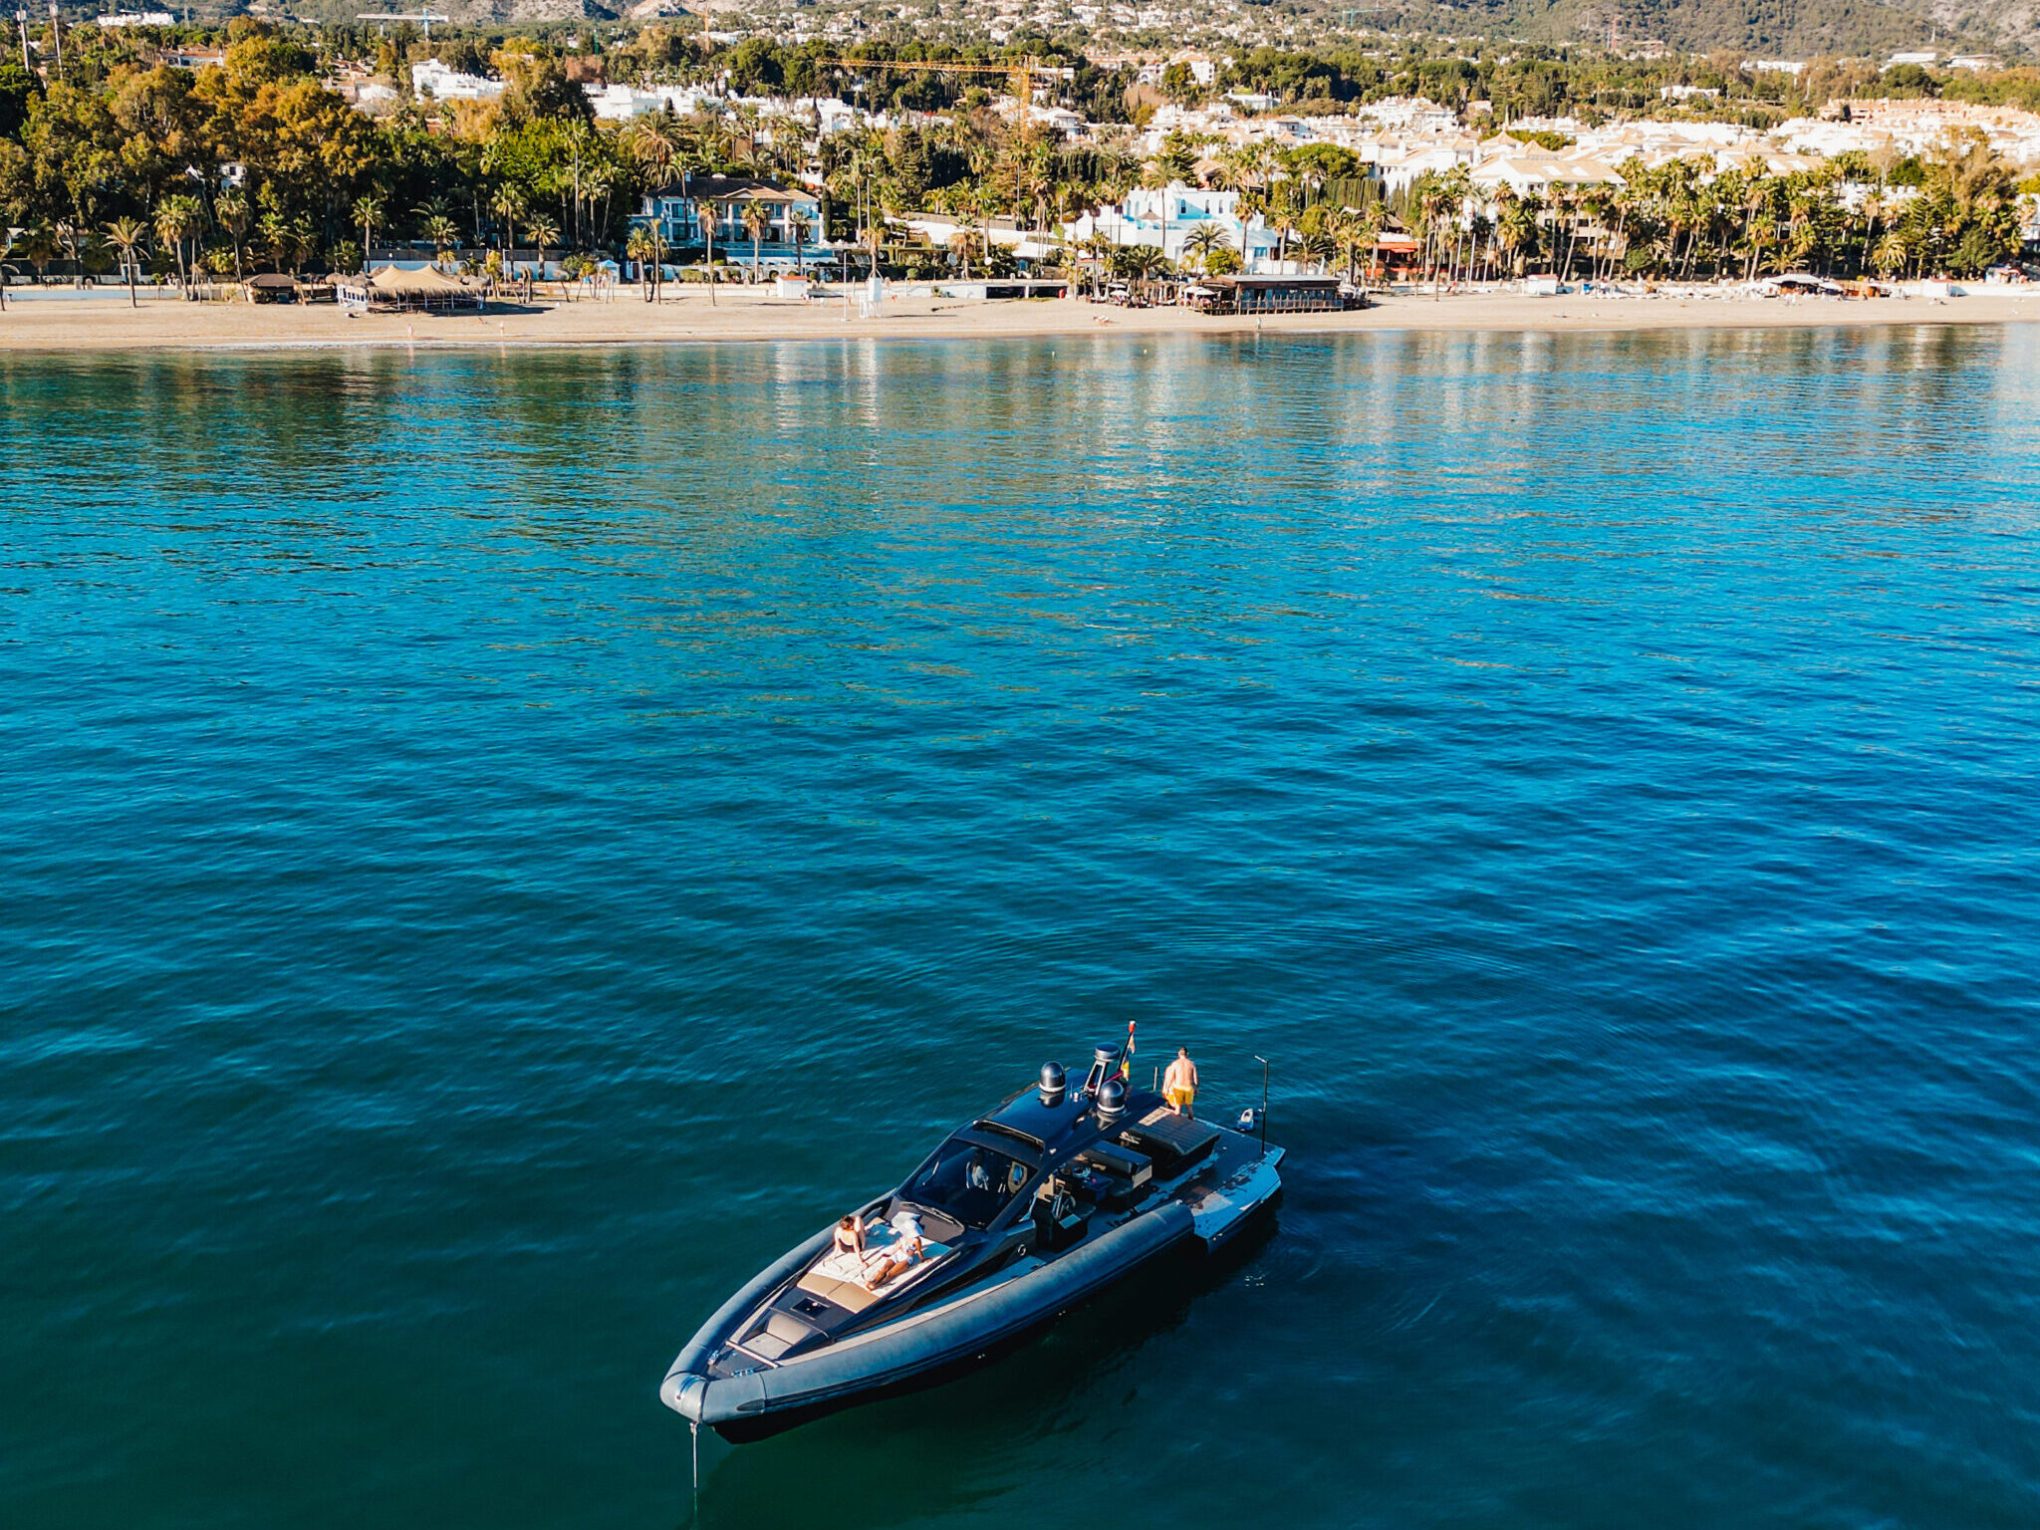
[660,1045,1284,1442]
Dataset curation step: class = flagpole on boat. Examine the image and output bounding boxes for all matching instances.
[1254,1055,1270,1155]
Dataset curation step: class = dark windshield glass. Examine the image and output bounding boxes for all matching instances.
[902,1138,1031,1230]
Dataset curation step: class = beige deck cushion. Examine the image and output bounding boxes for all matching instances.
[795,1271,882,1313]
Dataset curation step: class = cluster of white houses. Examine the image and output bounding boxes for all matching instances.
[324,55,2040,279]
[616,123,2038,281]
[366,46,2040,183]
[618,175,1331,277]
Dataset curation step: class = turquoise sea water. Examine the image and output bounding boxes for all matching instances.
[4,328,2038,1530]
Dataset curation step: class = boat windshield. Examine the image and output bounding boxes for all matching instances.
[901,1137,1032,1230]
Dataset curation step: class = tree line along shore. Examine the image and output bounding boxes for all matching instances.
[2,20,2037,302]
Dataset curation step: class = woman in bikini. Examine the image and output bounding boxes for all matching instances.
[863,1210,925,1291]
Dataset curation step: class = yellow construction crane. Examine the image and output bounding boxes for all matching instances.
[816,55,1058,131]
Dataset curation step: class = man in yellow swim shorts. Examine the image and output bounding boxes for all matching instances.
[1163,1047,1199,1118]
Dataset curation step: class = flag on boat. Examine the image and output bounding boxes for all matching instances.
[1121,1020,1135,1079]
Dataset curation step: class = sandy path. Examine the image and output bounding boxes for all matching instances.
[4,285,2038,353]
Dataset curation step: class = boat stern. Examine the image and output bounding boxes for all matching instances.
[1186,1141,1284,1250]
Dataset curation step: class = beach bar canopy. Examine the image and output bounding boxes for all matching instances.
[336,264,484,314]
[243,273,302,304]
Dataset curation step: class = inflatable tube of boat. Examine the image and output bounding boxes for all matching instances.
[669,1202,1195,1428]
[662,1224,835,1400]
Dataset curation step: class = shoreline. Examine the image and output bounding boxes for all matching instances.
[4,285,2039,354]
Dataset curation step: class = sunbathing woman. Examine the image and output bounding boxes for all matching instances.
[833,1215,866,1257]
[863,1211,925,1291]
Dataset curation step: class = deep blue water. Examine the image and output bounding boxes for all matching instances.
[3,328,2038,1530]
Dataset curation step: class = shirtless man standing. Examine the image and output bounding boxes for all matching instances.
[1163,1048,1199,1118]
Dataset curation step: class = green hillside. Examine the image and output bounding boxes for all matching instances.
[1348,0,2008,59]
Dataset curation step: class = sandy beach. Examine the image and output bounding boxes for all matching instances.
[4,283,2038,352]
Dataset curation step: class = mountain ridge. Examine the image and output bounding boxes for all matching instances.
[207,0,2038,64]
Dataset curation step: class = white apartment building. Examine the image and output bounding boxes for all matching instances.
[1061,183,1280,270]
[411,59,506,103]
[585,83,715,121]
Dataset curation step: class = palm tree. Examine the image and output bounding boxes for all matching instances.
[695,195,720,304]
[832,132,877,257]
[1079,230,1116,296]
[103,217,147,306]
[1737,172,1776,282]
[1139,160,1176,270]
[1117,242,1170,301]
[1211,143,1259,194]
[1551,185,1583,283]
[1296,227,1334,275]
[864,189,891,281]
[964,182,998,277]
[963,130,1000,259]
[625,226,660,301]
[54,219,94,290]
[490,186,524,265]
[1496,187,1538,277]
[257,211,290,273]
[768,118,806,182]
[1326,209,1373,287]
[732,102,764,170]
[1018,139,1055,236]
[19,222,58,286]
[423,214,461,269]
[741,200,772,284]
[216,192,251,282]
[352,194,385,272]
[1358,205,1384,286]
[787,208,813,275]
[414,194,456,237]
[1410,172,1454,296]
[623,207,669,303]
[154,195,203,296]
[632,118,678,185]
[259,211,314,277]
[1872,230,1910,278]
[1269,206,1299,267]
[526,215,559,282]
[286,213,316,276]
[584,166,617,256]
[948,228,982,278]
[1183,222,1228,274]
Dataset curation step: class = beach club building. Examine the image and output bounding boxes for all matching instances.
[1061,183,1281,271]
[630,176,826,269]
[335,264,484,314]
